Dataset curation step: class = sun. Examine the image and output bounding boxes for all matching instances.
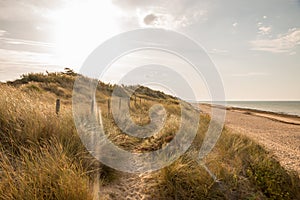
[50,0,121,68]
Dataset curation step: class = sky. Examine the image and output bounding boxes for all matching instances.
[0,0,299,100]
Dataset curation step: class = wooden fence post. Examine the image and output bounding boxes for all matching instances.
[128,98,131,110]
[107,99,111,116]
[56,99,60,115]
[91,98,95,114]
[98,107,103,127]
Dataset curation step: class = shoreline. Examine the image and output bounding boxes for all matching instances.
[199,103,300,126]
[197,103,300,175]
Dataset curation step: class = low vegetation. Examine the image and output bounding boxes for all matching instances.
[0,70,299,199]
[154,129,300,199]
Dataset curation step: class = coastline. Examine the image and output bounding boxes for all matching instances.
[197,103,300,175]
[202,103,300,125]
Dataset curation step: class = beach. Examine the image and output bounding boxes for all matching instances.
[199,104,300,175]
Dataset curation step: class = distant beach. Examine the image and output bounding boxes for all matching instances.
[205,101,300,117]
[199,103,300,175]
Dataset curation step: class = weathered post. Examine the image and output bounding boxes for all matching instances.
[107,99,111,116]
[98,107,103,127]
[91,98,95,114]
[128,98,131,110]
[56,99,60,115]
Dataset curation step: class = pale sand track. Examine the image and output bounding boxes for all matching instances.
[100,172,160,200]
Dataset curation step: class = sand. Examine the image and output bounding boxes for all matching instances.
[100,172,159,200]
[199,104,300,175]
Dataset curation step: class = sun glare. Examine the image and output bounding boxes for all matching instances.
[50,0,120,68]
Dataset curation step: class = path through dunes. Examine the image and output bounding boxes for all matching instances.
[100,172,159,200]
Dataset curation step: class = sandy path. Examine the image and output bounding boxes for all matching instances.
[200,104,300,174]
[100,172,159,200]
[96,108,170,200]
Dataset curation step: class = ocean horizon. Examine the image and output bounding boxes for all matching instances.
[197,101,300,117]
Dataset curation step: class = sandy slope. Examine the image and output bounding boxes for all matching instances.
[199,104,300,175]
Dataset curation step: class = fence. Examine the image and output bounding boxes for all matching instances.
[55,95,144,117]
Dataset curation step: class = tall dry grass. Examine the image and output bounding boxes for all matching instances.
[153,120,300,199]
[1,73,300,199]
[0,140,92,200]
[0,85,113,199]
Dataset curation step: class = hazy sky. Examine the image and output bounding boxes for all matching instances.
[0,0,299,100]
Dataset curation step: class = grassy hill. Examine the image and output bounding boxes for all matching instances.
[0,70,299,199]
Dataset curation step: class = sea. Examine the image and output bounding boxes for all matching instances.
[201,101,300,117]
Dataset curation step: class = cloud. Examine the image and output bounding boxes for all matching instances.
[0,37,54,48]
[231,72,269,77]
[0,47,58,81]
[0,0,63,21]
[0,48,55,65]
[208,48,228,55]
[0,30,7,37]
[0,1,60,51]
[0,29,54,56]
[143,14,158,25]
[113,0,209,29]
[250,28,300,53]
[138,11,206,29]
[258,26,272,35]
[257,21,271,35]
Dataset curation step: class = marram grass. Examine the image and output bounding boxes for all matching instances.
[1,72,300,199]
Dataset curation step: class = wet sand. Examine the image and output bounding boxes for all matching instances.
[199,104,300,175]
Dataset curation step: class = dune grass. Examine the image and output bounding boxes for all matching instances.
[153,124,300,199]
[0,84,113,200]
[0,140,93,200]
[1,72,300,199]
